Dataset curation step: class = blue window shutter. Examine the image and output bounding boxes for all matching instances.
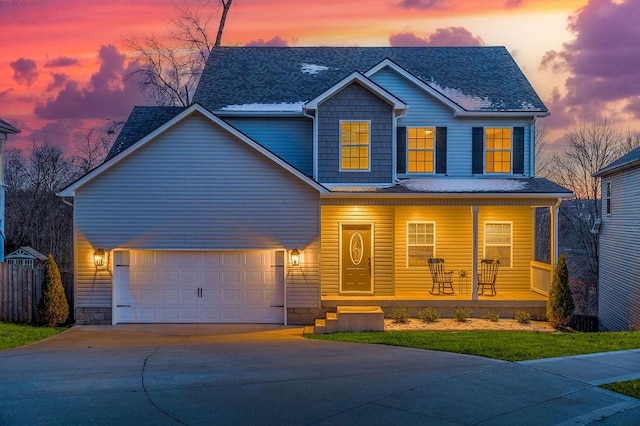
[436,127,447,174]
[472,127,484,175]
[513,127,525,175]
[397,126,406,174]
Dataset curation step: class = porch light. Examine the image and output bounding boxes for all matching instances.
[289,249,300,267]
[93,248,106,268]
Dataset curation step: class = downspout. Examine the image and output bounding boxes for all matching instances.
[303,108,318,181]
[62,196,74,207]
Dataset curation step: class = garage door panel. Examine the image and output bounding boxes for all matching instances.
[116,250,284,323]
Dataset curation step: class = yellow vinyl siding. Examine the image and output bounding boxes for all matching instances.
[320,205,394,296]
[395,206,472,293]
[478,206,534,291]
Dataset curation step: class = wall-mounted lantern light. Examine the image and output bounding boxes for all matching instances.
[289,249,300,267]
[93,248,106,268]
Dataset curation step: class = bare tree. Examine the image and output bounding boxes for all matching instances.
[4,142,75,271]
[534,122,551,177]
[74,120,124,175]
[548,118,640,289]
[126,0,234,106]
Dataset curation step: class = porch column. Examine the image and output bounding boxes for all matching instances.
[471,206,479,300]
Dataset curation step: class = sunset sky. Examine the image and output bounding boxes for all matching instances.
[2,0,639,155]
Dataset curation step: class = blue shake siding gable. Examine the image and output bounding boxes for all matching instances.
[316,82,394,184]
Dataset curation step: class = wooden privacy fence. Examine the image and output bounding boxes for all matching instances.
[0,262,73,324]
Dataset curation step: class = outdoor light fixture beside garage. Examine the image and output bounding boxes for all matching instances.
[93,248,106,268]
[290,249,300,267]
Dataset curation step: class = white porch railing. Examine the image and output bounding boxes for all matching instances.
[530,261,552,296]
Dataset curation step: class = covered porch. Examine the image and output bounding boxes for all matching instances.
[318,193,561,319]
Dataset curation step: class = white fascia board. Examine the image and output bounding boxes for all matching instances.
[454,111,550,118]
[305,71,407,113]
[365,59,463,114]
[214,110,306,117]
[321,192,574,200]
[58,104,328,196]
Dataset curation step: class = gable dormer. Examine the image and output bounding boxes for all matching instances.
[305,72,407,185]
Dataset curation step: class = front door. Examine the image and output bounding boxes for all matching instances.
[340,224,373,294]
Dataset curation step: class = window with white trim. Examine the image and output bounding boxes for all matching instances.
[605,181,611,215]
[485,128,512,173]
[340,120,370,171]
[484,222,512,267]
[407,222,435,267]
[407,127,435,173]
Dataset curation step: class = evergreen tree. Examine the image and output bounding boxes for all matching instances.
[547,254,575,328]
[38,254,69,327]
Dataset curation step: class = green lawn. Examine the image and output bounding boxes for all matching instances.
[307,330,640,362]
[601,380,640,399]
[0,322,66,350]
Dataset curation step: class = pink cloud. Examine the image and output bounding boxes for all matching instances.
[46,73,68,92]
[245,36,289,47]
[44,57,79,68]
[10,58,38,86]
[34,45,145,120]
[396,0,450,10]
[389,27,484,47]
[542,0,640,126]
[504,0,523,8]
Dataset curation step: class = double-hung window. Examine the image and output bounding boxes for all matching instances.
[485,128,512,173]
[407,127,435,173]
[484,222,512,267]
[340,121,370,171]
[605,181,611,215]
[407,222,435,267]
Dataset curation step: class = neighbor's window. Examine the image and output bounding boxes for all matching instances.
[340,121,370,171]
[407,127,435,173]
[485,128,512,173]
[606,181,611,215]
[484,222,512,267]
[407,222,435,267]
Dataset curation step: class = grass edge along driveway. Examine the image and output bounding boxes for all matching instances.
[307,330,640,362]
[0,322,66,350]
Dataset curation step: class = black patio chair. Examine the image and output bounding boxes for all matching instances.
[428,258,455,295]
[477,259,500,296]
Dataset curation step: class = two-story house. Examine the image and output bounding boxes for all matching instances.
[58,47,572,325]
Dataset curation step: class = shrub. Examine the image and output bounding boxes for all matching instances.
[515,310,532,324]
[453,307,470,322]
[391,307,410,324]
[547,255,575,328]
[38,254,69,327]
[418,307,440,323]
[481,311,500,322]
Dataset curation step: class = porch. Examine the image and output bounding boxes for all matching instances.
[322,290,548,320]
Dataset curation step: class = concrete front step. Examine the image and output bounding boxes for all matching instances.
[313,305,384,334]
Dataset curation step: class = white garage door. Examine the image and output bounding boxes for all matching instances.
[115,250,284,323]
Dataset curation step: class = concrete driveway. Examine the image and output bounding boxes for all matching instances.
[1,325,639,425]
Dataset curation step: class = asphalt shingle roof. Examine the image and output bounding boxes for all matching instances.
[0,118,20,134]
[106,106,184,160]
[594,146,640,177]
[194,46,547,113]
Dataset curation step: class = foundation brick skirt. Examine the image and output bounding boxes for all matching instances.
[75,307,112,325]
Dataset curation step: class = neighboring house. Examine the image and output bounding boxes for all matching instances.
[0,119,20,262]
[5,246,48,268]
[593,147,640,331]
[58,47,572,325]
